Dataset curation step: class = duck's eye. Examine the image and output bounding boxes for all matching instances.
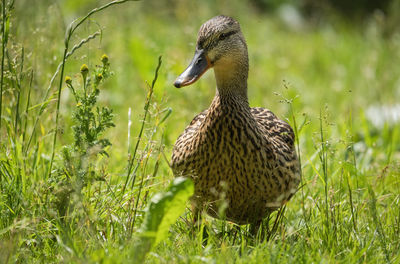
[218,31,236,41]
[219,33,228,41]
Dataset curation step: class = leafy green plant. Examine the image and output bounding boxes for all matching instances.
[132,177,194,263]
[67,56,114,157]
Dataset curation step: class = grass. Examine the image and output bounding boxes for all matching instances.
[1,0,400,263]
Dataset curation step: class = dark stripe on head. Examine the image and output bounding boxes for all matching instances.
[218,30,238,41]
[199,30,238,50]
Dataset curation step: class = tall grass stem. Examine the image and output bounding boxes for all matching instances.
[12,48,23,138]
[122,56,162,194]
[0,0,6,131]
[319,109,330,242]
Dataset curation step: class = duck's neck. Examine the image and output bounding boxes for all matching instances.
[212,55,249,108]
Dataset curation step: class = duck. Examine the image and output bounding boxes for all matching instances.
[171,15,301,230]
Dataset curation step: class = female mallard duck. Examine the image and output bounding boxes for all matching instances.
[172,15,301,227]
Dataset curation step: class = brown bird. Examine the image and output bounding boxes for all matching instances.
[171,15,301,230]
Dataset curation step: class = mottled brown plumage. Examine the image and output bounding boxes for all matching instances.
[172,15,301,225]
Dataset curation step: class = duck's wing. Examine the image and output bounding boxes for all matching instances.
[250,107,295,150]
[171,110,208,172]
[251,107,300,202]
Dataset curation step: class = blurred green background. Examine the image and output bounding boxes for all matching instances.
[12,0,400,136]
[12,3,399,119]
[12,0,400,153]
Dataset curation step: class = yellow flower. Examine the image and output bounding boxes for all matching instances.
[101,54,109,64]
[76,102,82,107]
[65,76,72,85]
[80,64,89,74]
[96,73,103,81]
[80,64,89,81]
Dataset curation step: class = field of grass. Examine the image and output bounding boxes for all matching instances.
[1,0,400,263]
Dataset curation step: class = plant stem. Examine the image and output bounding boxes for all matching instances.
[22,70,33,173]
[13,47,23,137]
[319,109,330,243]
[0,0,6,131]
[122,56,162,194]
[48,45,68,178]
[289,97,309,234]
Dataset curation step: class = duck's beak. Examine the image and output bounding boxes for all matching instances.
[174,48,211,88]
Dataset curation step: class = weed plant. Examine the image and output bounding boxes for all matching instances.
[63,56,114,180]
[52,56,115,219]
